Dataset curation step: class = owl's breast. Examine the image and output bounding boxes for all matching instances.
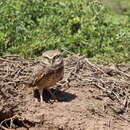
[38,66,64,89]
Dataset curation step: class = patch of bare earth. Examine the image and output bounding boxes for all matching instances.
[0,55,130,130]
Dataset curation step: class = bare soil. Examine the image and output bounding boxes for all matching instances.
[0,55,130,130]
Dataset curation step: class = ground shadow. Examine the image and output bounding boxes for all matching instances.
[34,88,77,103]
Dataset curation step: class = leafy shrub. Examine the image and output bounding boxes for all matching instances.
[0,0,130,63]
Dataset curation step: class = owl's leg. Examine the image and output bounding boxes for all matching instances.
[47,89,57,100]
[39,88,44,102]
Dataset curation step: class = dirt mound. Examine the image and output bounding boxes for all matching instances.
[0,55,130,130]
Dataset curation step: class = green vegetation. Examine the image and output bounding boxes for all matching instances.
[103,0,130,15]
[0,0,130,63]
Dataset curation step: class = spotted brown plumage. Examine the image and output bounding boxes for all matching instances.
[30,50,64,102]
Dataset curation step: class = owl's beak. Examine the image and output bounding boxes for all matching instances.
[51,61,53,66]
[48,58,53,66]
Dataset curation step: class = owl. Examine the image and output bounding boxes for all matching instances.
[31,50,64,102]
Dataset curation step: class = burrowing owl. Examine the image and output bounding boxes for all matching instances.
[31,50,64,102]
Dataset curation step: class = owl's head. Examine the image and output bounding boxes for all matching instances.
[39,50,64,69]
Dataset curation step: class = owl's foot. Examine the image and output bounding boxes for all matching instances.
[39,88,58,102]
[47,89,58,101]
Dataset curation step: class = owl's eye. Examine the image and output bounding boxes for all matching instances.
[43,56,51,65]
[53,55,63,65]
[44,56,50,60]
[54,55,62,60]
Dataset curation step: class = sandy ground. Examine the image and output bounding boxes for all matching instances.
[1,56,130,130]
[15,85,130,130]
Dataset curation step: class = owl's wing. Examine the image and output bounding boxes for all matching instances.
[30,64,49,86]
